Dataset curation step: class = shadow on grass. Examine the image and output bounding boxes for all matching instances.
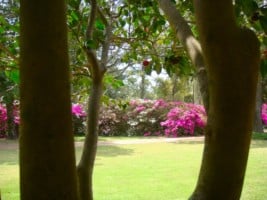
[75,145,134,159]
[96,145,134,157]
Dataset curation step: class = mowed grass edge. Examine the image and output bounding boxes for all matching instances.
[0,136,266,200]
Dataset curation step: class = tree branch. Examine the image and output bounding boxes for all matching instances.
[0,43,19,64]
[157,0,209,110]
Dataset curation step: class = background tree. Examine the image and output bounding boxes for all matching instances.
[19,0,78,199]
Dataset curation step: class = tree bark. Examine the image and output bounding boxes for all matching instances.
[19,0,78,199]
[77,78,103,200]
[140,69,146,99]
[157,0,209,111]
[76,1,111,199]
[190,1,260,199]
[193,78,203,105]
[253,74,263,133]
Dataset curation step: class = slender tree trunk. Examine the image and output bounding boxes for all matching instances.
[172,74,178,101]
[140,69,146,99]
[19,0,78,199]
[253,74,263,133]
[193,78,203,105]
[190,1,260,199]
[77,77,103,200]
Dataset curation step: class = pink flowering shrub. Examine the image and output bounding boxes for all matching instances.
[0,104,7,137]
[160,103,206,137]
[72,103,87,135]
[0,103,88,137]
[99,101,130,136]
[126,99,172,136]
[261,103,267,125]
[98,99,206,137]
[0,103,20,138]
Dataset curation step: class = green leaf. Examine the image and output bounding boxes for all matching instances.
[242,0,259,16]
[144,65,152,75]
[260,59,267,78]
[95,19,105,31]
[5,70,20,84]
[85,39,97,49]
[259,15,267,34]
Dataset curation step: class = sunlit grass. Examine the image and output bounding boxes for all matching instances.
[0,137,267,200]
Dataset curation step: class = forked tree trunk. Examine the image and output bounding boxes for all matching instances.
[19,0,78,199]
[190,1,260,199]
[77,77,104,200]
[76,1,111,198]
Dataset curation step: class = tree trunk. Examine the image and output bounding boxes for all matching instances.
[190,1,260,199]
[77,78,103,200]
[19,0,78,199]
[171,74,178,101]
[193,78,203,105]
[253,74,263,133]
[140,69,146,99]
[157,0,209,111]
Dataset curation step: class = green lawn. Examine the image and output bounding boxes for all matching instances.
[1,136,267,200]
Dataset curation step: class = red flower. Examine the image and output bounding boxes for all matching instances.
[142,60,150,66]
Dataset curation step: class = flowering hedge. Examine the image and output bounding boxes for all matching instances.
[2,101,267,138]
[99,99,207,137]
[261,103,267,125]
[0,104,20,138]
[0,103,87,137]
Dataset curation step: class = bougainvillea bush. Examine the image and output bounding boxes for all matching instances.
[72,103,87,135]
[99,101,130,136]
[0,104,7,137]
[126,99,173,136]
[0,103,87,137]
[160,102,206,137]
[99,99,207,137]
[0,104,20,138]
[261,103,267,125]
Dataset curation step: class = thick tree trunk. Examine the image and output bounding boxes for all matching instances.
[190,1,260,199]
[19,0,78,199]
[253,75,263,133]
[77,78,103,200]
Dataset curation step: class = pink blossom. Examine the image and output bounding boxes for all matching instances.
[72,104,86,117]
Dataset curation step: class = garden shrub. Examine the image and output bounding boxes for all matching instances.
[99,99,207,137]
[72,103,86,135]
[4,101,266,138]
[0,103,20,138]
[0,104,7,138]
[160,102,206,137]
[98,101,130,136]
[0,103,87,137]
[126,99,172,136]
[261,103,267,126]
